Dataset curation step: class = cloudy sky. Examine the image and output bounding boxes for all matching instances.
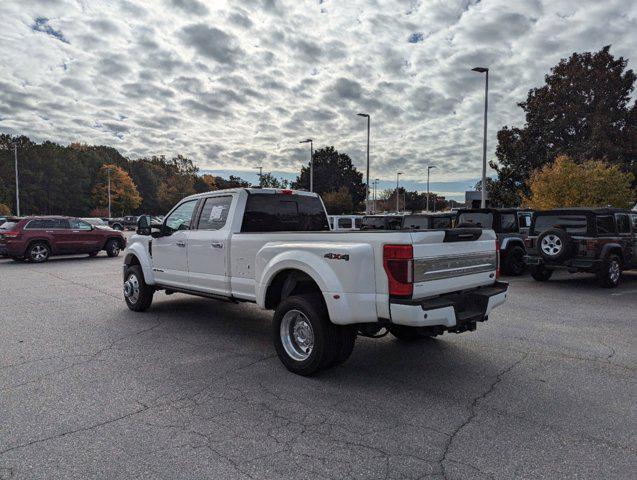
[1,0,636,199]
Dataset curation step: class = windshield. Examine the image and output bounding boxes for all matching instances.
[457,212,493,228]
[533,215,588,235]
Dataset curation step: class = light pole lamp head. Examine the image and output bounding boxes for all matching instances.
[299,139,312,144]
[357,113,369,118]
[428,165,436,171]
[472,67,488,73]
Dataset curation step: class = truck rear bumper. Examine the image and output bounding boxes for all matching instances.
[389,281,508,329]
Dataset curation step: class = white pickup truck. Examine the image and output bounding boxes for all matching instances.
[122,188,508,375]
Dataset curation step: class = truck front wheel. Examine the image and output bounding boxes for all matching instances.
[273,294,351,375]
[123,265,154,312]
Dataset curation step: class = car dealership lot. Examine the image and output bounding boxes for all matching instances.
[0,255,635,479]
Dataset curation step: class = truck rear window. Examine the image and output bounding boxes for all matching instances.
[533,215,588,235]
[241,194,329,232]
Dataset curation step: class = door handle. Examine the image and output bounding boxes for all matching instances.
[176,241,186,247]
[211,242,223,249]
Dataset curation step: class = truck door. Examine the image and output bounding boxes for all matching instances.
[152,199,198,288]
[186,195,233,296]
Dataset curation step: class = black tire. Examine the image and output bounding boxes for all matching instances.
[273,294,340,376]
[325,326,356,368]
[530,265,553,281]
[123,265,154,311]
[388,324,431,342]
[27,241,50,263]
[596,254,621,288]
[11,257,26,262]
[105,239,121,257]
[537,228,571,262]
[88,251,99,257]
[112,223,123,231]
[502,245,526,276]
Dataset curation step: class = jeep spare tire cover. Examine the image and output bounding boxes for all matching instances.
[537,228,571,262]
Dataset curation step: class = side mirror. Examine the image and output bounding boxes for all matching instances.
[137,215,152,236]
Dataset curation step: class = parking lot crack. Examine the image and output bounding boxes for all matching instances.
[0,404,149,456]
[438,354,527,479]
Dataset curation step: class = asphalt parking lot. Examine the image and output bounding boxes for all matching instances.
[0,253,635,480]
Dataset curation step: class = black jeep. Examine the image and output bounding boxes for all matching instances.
[525,208,637,287]
[455,208,529,276]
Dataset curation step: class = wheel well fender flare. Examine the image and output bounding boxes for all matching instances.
[257,255,343,312]
[501,237,525,252]
[25,238,52,254]
[601,243,624,263]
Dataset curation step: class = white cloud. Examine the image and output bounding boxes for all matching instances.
[0,0,635,191]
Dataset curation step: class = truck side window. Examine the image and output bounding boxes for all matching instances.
[165,200,198,231]
[615,214,630,234]
[596,216,615,235]
[197,196,232,230]
[432,217,451,229]
[500,213,517,232]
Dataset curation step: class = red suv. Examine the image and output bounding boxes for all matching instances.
[0,216,126,263]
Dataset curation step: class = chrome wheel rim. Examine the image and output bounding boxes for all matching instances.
[280,309,314,361]
[541,235,562,256]
[111,245,120,255]
[124,274,140,304]
[31,245,48,261]
[609,261,620,283]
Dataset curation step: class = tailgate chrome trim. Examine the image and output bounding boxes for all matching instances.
[414,252,496,282]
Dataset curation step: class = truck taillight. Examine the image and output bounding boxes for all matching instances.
[383,244,413,298]
[495,240,501,280]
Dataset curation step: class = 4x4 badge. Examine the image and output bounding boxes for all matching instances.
[324,253,349,261]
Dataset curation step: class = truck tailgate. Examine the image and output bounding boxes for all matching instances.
[410,230,497,299]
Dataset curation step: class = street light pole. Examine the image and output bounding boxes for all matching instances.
[299,139,314,192]
[255,166,263,186]
[472,66,489,208]
[357,113,370,213]
[426,165,436,212]
[396,172,402,213]
[12,142,20,216]
[107,168,112,219]
[373,178,379,213]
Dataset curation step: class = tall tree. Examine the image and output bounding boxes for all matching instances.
[91,164,142,216]
[322,187,354,214]
[494,46,637,204]
[291,146,366,210]
[521,155,634,209]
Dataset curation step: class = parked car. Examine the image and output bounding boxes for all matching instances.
[525,208,637,287]
[0,216,126,262]
[108,218,125,230]
[122,188,507,375]
[328,215,364,231]
[456,208,528,275]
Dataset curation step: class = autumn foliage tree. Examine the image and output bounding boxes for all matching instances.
[91,164,142,216]
[0,203,11,215]
[522,156,635,209]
